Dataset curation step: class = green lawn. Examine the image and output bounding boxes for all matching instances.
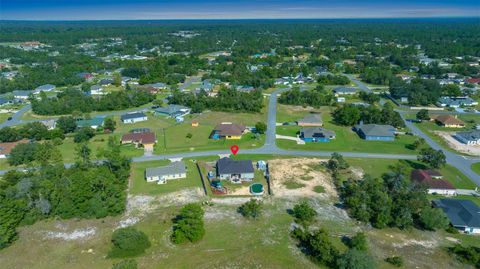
[276,105,417,155]
[0,113,13,124]
[129,160,203,195]
[406,113,478,156]
[472,162,480,176]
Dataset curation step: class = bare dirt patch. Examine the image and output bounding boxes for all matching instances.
[435,131,480,156]
[269,158,336,198]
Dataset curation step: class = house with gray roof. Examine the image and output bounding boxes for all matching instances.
[454,130,480,145]
[300,128,336,142]
[354,124,396,141]
[333,87,356,96]
[145,161,187,184]
[0,97,13,106]
[121,112,147,124]
[35,84,55,92]
[433,199,480,234]
[216,157,254,183]
[12,90,32,100]
[154,104,190,117]
[437,96,478,108]
[297,114,323,127]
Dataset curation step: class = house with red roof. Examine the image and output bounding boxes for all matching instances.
[121,132,156,152]
[411,169,456,195]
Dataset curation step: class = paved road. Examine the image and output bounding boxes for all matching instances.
[400,112,480,185]
[1,81,478,186]
[0,104,31,128]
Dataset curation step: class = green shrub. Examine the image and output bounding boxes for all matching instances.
[171,203,205,244]
[385,256,404,267]
[108,227,151,258]
[112,259,137,269]
[292,201,316,226]
[238,199,263,219]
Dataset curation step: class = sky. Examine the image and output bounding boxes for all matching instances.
[1,0,479,20]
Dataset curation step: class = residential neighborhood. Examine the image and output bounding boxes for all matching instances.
[0,11,479,269]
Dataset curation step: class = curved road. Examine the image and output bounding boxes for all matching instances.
[1,84,479,185]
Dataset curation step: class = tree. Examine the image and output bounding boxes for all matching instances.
[337,249,376,269]
[417,148,446,169]
[104,118,116,132]
[8,142,38,166]
[349,232,368,251]
[171,203,205,244]
[292,201,317,226]
[74,127,95,143]
[75,143,91,166]
[292,228,339,266]
[186,133,193,139]
[416,109,430,121]
[332,104,361,126]
[331,153,349,170]
[442,84,462,97]
[419,207,449,231]
[108,227,151,258]
[238,199,263,219]
[112,260,137,269]
[255,122,267,134]
[411,138,426,150]
[113,73,122,87]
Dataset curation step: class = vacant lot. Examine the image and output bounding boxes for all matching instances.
[1,156,479,269]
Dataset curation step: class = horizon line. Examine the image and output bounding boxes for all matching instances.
[1,16,479,22]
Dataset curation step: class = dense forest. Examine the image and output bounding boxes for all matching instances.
[1,19,479,96]
[31,89,155,115]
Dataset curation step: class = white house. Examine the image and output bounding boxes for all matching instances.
[121,112,148,124]
[89,85,105,95]
[145,161,187,184]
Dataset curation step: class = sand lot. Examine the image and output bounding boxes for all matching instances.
[268,158,336,198]
[435,131,480,156]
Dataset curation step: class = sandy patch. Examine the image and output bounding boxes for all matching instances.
[228,185,251,196]
[45,227,96,241]
[435,131,480,156]
[268,158,336,198]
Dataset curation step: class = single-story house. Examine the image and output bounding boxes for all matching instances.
[465,78,480,85]
[433,199,480,234]
[0,139,29,158]
[154,105,190,118]
[354,124,396,141]
[431,115,465,128]
[147,82,168,90]
[76,72,94,81]
[89,85,105,95]
[300,127,336,142]
[99,78,114,86]
[121,131,156,151]
[0,97,13,106]
[411,169,456,195]
[12,90,32,100]
[76,117,105,129]
[145,161,187,184]
[454,130,480,145]
[333,87,356,96]
[216,157,254,183]
[121,112,147,124]
[35,84,55,93]
[210,123,246,140]
[40,119,56,130]
[236,85,255,92]
[437,97,478,108]
[297,114,323,127]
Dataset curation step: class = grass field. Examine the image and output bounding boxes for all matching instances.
[1,155,478,269]
[0,113,12,124]
[471,162,480,176]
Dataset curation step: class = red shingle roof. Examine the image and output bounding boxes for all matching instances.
[121,132,156,144]
[411,169,455,190]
